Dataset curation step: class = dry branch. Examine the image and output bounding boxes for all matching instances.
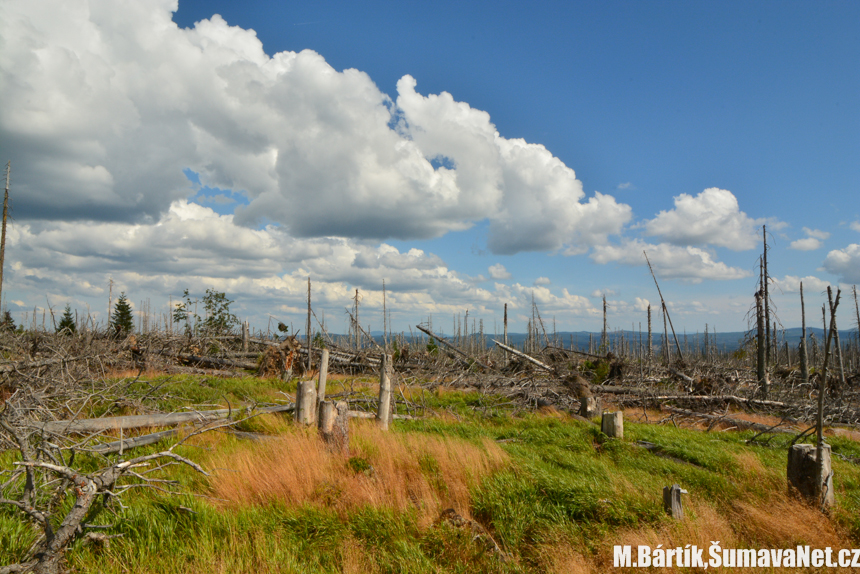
[492,339,552,372]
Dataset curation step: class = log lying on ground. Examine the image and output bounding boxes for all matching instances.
[609,391,786,408]
[41,404,295,434]
[417,325,494,371]
[662,406,796,434]
[173,353,257,370]
[492,340,552,372]
[348,410,422,421]
[91,429,179,454]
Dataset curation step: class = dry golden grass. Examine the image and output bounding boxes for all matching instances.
[206,421,508,523]
[588,493,852,573]
[535,541,595,574]
[339,536,381,574]
[105,367,165,379]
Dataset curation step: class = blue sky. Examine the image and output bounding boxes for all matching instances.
[1,0,858,336]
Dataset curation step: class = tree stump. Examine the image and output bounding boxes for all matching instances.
[295,380,317,425]
[663,484,687,520]
[317,348,330,405]
[319,400,349,455]
[788,443,834,510]
[377,354,392,430]
[601,411,623,439]
[579,396,600,420]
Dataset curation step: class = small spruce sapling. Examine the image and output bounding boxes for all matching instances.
[57,304,76,334]
[111,292,134,335]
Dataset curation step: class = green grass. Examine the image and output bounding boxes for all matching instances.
[4,377,860,573]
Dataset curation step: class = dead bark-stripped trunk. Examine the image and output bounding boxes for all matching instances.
[306,277,312,373]
[662,304,670,365]
[0,161,9,307]
[800,282,809,387]
[602,295,607,352]
[645,251,683,363]
[647,304,652,367]
[503,303,509,366]
[817,286,840,510]
[830,305,847,392]
[763,225,771,367]
[756,290,767,397]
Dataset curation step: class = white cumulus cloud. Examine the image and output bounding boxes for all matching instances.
[488,264,511,280]
[644,188,771,251]
[591,239,750,283]
[789,227,830,251]
[770,275,832,294]
[790,238,823,251]
[0,0,632,255]
[822,244,860,283]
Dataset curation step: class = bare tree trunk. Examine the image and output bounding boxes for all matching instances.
[756,290,767,397]
[818,286,840,509]
[854,285,860,362]
[645,251,683,362]
[382,279,387,351]
[827,288,847,392]
[800,282,809,387]
[662,303,670,365]
[0,161,9,309]
[602,295,607,352]
[647,304,652,367]
[763,225,771,366]
[377,354,392,430]
[306,277,312,373]
[503,303,509,366]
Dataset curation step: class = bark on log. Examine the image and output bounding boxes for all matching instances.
[41,405,295,435]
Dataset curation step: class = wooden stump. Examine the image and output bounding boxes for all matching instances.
[377,354,392,431]
[317,348,330,404]
[601,411,623,439]
[579,396,600,420]
[319,400,349,455]
[663,484,687,520]
[295,380,317,425]
[788,444,834,509]
[242,321,249,352]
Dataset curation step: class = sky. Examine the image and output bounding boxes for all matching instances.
[0,0,858,338]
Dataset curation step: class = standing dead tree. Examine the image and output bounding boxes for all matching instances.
[643,251,683,363]
[0,161,9,307]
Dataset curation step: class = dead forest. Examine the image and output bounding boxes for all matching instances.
[1,245,860,572]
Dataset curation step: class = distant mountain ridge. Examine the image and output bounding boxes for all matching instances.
[359,327,858,352]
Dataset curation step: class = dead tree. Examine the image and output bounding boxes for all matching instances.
[799,282,809,387]
[0,161,9,307]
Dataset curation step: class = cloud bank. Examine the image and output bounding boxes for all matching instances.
[0,0,631,256]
